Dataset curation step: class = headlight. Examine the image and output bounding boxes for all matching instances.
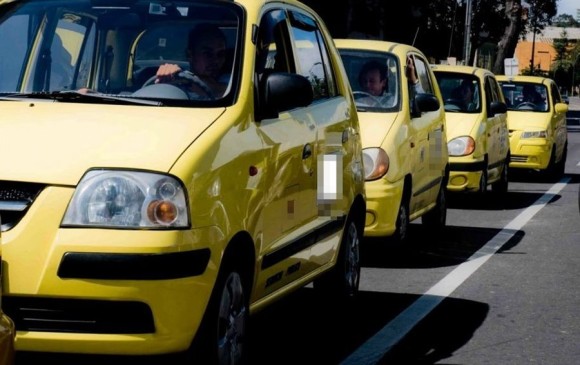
[447,136,475,156]
[362,147,389,181]
[62,170,189,228]
[521,130,547,139]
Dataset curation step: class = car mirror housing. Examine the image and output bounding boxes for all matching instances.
[258,72,314,120]
[489,101,507,117]
[555,103,568,114]
[415,93,440,113]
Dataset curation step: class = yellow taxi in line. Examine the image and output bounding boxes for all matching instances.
[335,39,449,243]
[432,64,510,194]
[0,224,15,365]
[0,1,366,363]
[497,75,569,179]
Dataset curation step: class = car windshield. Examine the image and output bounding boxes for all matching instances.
[0,0,242,107]
[338,49,400,113]
[499,82,548,112]
[433,72,481,113]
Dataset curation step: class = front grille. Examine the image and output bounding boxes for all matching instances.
[510,155,528,163]
[3,296,155,334]
[0,181,45,232]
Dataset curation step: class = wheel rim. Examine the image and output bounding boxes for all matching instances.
[217,272,246,365]
[344,221,360,296]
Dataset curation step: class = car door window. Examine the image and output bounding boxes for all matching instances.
[288,10,336,100]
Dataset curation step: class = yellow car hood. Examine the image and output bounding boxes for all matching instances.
[444,112,480,139]
[0,102,224,185]
[358,111,399,147]
[506,111,550,130]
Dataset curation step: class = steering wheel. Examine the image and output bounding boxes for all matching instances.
[352,91,382,107]
[444,98,465,111]
[141,71,215,100]
[516,101,536,110]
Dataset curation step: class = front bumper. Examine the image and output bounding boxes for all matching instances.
[509,137,551,170]
[363,177,404,237]
[446,160,484,192]
[2,186,219,355]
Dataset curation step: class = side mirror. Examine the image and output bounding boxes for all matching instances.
[489,101,508,117]
[257,72,314,120]
[415,93,440,114]
[555,103,568,114]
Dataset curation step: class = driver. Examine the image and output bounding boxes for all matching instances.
[154,23,228,98]
[358,60,392,107]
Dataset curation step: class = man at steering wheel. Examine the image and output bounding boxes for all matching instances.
[154,23,228,99]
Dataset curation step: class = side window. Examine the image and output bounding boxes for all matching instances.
[551,82,562,104]
[288,10,335,100]
[488,76,503,104]
[411,55,433,94]
[256,10,292,75]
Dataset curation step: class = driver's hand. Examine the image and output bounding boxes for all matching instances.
[155,63,183,84]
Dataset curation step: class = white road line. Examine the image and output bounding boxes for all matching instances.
[341,178,571,365]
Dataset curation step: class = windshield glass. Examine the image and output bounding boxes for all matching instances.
[499,82,548,112]
[338,49,400,113]
[434,72,481,113]
[0,0,242,106]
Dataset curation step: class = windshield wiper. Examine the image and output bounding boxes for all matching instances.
[0,91,162,106]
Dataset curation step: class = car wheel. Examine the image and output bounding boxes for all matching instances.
[190,260,249,365]
[544,146,562,181]
[422,182,447,233]
[393,197,410,244]
[491,161,509,194]
[314,217,361,299]
[478,169,488,194]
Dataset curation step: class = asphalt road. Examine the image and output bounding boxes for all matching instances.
[15,99,580,365]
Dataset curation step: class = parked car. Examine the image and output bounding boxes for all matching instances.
[0,1,366,363]
[335,39,448,243]
[496,75,568,179]
[0,219,15,365]
[432,64,510,194]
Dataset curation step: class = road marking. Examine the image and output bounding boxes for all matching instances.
[341,178,571,365]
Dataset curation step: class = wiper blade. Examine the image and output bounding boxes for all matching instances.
[0,91,162,106]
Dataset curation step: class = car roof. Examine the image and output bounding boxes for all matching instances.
[495,75,553,85]
[334,38,425,57]
[430,64,494,79]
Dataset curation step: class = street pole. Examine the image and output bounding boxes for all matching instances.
[463,0,472,65]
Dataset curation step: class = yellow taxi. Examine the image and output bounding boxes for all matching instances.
[432,64,510,194]
[0,224,15,365]
[497,75,569,179]
[335,39,449,243]
[0,0,365,363]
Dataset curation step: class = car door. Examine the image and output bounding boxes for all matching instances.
[407,53,445,211]
[548,80,568,162]
[484,74,508,175]
[252,8,318,298]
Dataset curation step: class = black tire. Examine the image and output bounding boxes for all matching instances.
[314,217,361,299]
[189,258,249,365]
[392,196,410,244]
[422,182,447,233]
[478,169,488,194]
[491,161,509,194]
